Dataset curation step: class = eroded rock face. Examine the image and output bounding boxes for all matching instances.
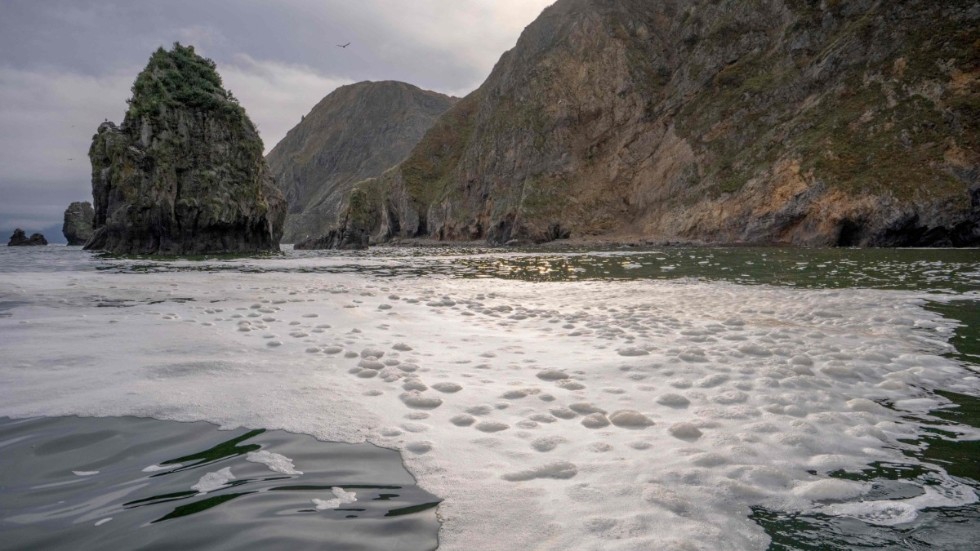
[266,81,456,244]
[335,0,978,247]
[8,229,47,246]
[62,201,94,246]
[85,43,285,255]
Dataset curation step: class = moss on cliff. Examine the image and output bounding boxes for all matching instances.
[399,93,482,211]
[127,43,247,121]
[329,0,978,248]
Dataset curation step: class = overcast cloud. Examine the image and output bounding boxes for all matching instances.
[0,0,553,240]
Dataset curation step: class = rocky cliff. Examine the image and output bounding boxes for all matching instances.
[334,0,978,247]
[266,81,456,243]
[62,201,94,246]
[8,229,48,246]
[85,43,285,255]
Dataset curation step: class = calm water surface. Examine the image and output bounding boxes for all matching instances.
[0,416,440,551]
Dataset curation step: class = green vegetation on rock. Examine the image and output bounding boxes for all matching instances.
[266,81,456,244]
[127,43,246,121]
[320,0,978,248]
[86,43,285,255]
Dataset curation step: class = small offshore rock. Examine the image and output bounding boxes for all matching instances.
[7,229,47,246]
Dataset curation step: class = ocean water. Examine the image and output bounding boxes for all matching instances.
[0,416,440,550]
[0,244,978,550]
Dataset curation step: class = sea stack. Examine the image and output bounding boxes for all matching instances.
[85,43,285,255]
[8,229,48,246]
[62,201,94,246]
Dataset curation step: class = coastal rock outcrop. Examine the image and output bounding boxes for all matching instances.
[294,227,368,251]
[333,0,979,247]
[266,81,456,244]
[85,43,285,255]
[8,229,48,246]
[62,201,94,246]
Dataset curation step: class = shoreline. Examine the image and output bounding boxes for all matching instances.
[283,236,980,251]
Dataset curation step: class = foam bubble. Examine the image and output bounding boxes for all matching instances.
[358,359,385,370]
[667,423,703,441]
[191,467,235,494]
[474,421,509,433]
[246,450,303,475]
[502,461,578,481]
[406,441,434,454]
[313,487,358,510]
[532,436,567,452]
[551,407,577,419]
[569,403,605,415]
[399,391,443,410]
[609,410,654,428]
[450,414,476,427]
[581,413,610,429]
[792,479,869,501]
[656,393,691,408]
[142,464,181,473]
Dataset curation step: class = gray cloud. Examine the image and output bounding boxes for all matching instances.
[0,0,553,237]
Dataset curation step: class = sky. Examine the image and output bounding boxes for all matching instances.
[0,0,554,241]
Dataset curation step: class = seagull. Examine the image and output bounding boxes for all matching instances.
[337,42,350,48]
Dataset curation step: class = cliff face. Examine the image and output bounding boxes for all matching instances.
[339,0,979,247]
[86,44,285,255]
[62,201,94,246]
[266,81,456,243]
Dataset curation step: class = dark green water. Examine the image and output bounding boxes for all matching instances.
[750,298,980,550]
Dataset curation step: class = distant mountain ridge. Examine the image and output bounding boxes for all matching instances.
[266,81,456,243]
[324,0,978,247]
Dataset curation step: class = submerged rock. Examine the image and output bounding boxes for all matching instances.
[85,43,285,255]
[62,201,94,246]
[7,229,47,246]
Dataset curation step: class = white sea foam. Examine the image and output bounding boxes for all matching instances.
[819,475,976,526]
[142,463,182,473]
[1,259,978,550]
[245,450,303,475]
[191,467,235,494]
[313,487,357,510]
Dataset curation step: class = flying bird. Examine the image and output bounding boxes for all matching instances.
[337,42,350,48]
